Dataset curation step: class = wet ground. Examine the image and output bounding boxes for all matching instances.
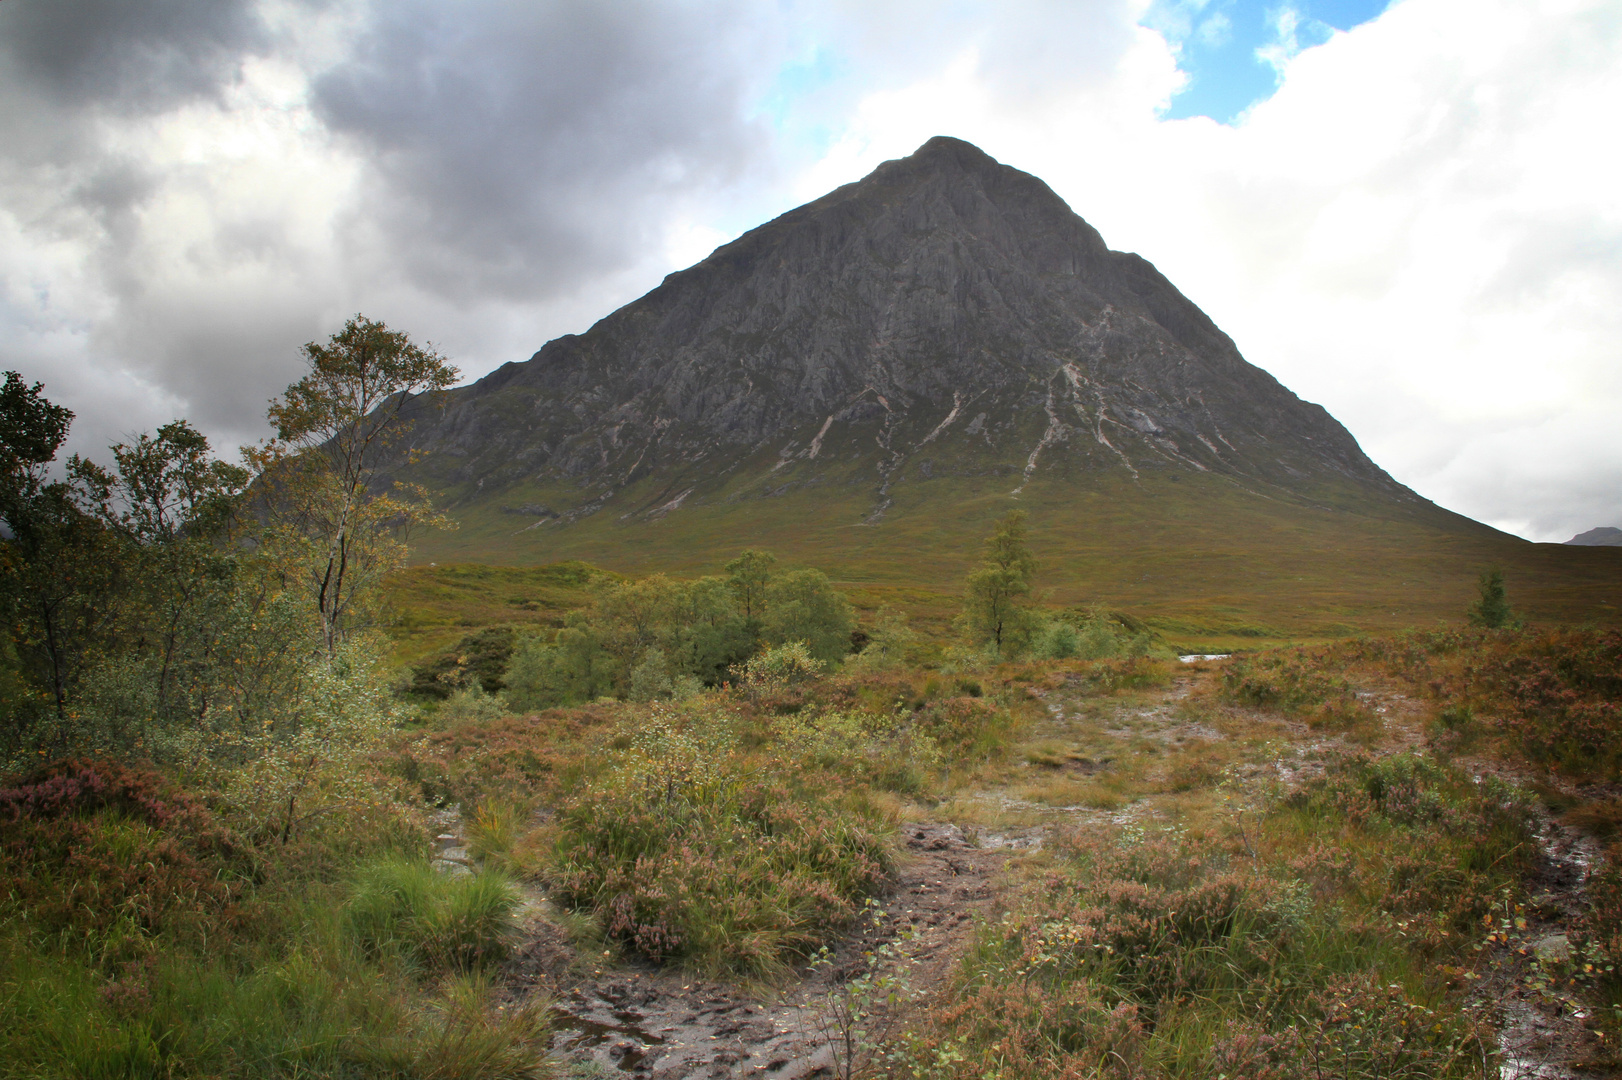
[481,822,1016,1079]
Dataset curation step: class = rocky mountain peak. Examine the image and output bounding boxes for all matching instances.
[399,137,1416,532]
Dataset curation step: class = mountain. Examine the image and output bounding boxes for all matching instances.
[402,136,1404,516]
[1567,527,1622,547]
[393,137,1622,632]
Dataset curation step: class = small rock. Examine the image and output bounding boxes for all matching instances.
[431,859,473,877]
[1532,934,1571,962]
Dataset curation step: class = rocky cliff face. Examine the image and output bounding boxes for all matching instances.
[398,136,1416,527]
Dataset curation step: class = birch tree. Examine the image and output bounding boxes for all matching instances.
[960,509,1039,656]
[250,316,457,656]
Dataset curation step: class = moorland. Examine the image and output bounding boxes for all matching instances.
[3,323,1622,1079]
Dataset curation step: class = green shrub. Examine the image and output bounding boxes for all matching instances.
[345,856,520,975]
[914,696,1017,762]
[1034,620,1082,659]
[500,555,856,705]
[736,640,823,697]
[1466,567,1520,630]
[438,683,510,726]
[408,627,518,698]
[503,626,616,711]
[844,607,919,673]
[775,707,941,794]
[628,646,674,702]
[1034,608,1162,662]
[763,568,855,665]
[540,704,890,976]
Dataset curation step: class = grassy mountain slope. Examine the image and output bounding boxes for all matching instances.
[403,465,1622,638]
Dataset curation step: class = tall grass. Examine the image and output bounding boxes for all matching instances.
[345,855,521,975]
[0,902,547,1079]
[464,795,534,871]
[0,759,546,1080]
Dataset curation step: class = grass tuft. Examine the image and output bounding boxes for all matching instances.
[345,855,521,976]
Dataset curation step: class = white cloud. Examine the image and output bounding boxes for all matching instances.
[1197,12,1233,48]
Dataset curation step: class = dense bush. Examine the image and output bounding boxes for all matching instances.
[538,703,890,976]
[503,554,856,709]
[1066,655,1174,695]
[902,750,1525,1079]
[1280,753,1538,934]
[0,759,254,964]
[390,704,617,808]
[1292,627,1622,775]
[913,695,1017,761]
[1033,607,1163,661]
[408,626,517,698]
[1222,650,1357,712]
[1483,629,1622,771]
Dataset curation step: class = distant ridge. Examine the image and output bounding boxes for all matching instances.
[1567,527,1622,547]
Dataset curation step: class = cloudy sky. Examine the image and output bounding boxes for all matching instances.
[2,0,1618,541]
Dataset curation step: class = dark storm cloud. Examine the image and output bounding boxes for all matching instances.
[0,0,789,466]
[312,0,780,301]
[0,0,269,115]
[0,0,285,195]
[0,0,362,467]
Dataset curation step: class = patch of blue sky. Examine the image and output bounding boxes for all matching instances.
[755,45,846,140]
[1145,0,1389,124]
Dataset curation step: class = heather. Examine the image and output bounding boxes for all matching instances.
[1225,626,1622,775]
[894,751,1535,1079]
[395,650,1032,978]
[0,759,541,1079]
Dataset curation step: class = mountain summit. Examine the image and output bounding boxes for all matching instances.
[403,136,1405,525]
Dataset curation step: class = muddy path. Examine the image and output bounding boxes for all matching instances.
[454,663,1619,1078]
[1449,756,1610,1078]
[489,822,1017,1079]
